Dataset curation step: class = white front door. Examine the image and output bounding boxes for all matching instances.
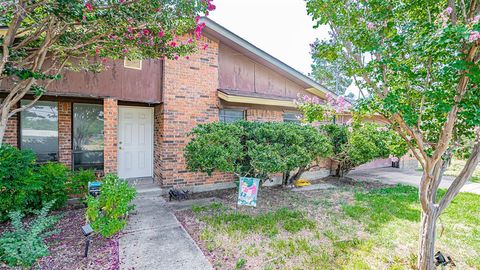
[118,106,154,179]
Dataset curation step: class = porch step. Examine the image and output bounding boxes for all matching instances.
[127,177,163,196]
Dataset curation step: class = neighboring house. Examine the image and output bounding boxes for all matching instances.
[0,18,415,191]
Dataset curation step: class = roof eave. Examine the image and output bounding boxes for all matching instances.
[199,17,337,99]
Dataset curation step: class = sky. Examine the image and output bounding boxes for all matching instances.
[209,0,359,97]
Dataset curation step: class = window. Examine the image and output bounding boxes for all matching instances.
[124,58,142,70]
[20,100,59,162]
[73,104,104,170]
[283,112,301,124]
[219,109,244,123]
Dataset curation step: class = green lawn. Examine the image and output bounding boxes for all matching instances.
[444,159,480,183]
[182,183,480,269]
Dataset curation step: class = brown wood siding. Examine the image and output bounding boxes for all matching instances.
[218,43,311,99]
[48,59,162,103]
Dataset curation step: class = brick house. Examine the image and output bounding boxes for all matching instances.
[0,18,414,192]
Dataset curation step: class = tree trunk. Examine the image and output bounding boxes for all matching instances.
[0,113,8,146]
[418,208,438,270]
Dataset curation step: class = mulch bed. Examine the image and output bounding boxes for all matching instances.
[0,205,119,270]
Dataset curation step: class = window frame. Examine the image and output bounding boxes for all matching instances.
[219,108,245,123]
[72,102,105,171]
[283,112,301,124]
[19,100,60,162]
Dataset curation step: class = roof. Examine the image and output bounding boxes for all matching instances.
[199,17,337,99]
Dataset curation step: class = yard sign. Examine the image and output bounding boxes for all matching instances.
[237,177,260,207]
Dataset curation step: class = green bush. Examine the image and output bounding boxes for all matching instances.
[86,174,136,237]
[0,145,41,221]
[185,121,332,185]
[35,162,70,209]
[0,201,60,268]
[0,145,73,221]
[320,123,408,176]
[67,169,96,196]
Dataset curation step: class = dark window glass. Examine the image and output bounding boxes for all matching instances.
[219,109,244,123]
[73,104,104,170]
[283,112,301,124]
[20,100,59,162]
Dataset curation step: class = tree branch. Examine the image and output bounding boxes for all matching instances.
[437,128,480,214]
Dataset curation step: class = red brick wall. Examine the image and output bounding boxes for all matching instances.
[2,105,18,147]
[58,101,72,168]
[156,35,234,188]
[104,98,118,174]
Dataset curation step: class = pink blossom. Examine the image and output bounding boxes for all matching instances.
[194,22,206,40]
[185,56,190,60]
[127,27,133,33]
[85,2,93,12]
[202,43,209,50]
[101,58,107,63]
[444,6,453,15]
[170,41,177,47]
[123,48,129,53]
[195,16,201,24]
[303,95,312,102]
[473,15,480,24]
[157,31,164,37]
[469,31,480,42]
[367,22,375,30]
[207,1,216,11]
[186,38,193,44]
[143,29,150,36]
[174,55,179,60]
[119,0,125,3]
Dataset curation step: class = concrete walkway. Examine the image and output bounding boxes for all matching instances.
[348,167,480,195]
[119,180,212,270]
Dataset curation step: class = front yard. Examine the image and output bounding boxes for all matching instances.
[175,178,480,269]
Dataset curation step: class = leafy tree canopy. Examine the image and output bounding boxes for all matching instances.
[0,0,215,143]
[310,40,353,96]
[305,0,479,268]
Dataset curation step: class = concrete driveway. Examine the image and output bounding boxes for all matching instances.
[348,167,480,195]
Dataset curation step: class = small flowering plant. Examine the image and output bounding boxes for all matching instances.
[295,93,351,123]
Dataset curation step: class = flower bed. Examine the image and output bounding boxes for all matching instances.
[0,207,120,270]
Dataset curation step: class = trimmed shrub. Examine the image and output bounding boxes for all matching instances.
[67,169,96,196]
[185,121,333,185]
[320,123,408,176]
[86,174,136,237]
[0,201,60,268]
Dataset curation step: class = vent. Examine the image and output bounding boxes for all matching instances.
[124,58,142,70]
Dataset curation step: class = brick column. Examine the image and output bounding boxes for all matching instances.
[3,104,18,147]
[58,101,72,168]
[103,98,118,174]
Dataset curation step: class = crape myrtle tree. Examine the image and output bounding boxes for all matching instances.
[0,0,215,144]
[184,121,333,186]
[305,0,480,268]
